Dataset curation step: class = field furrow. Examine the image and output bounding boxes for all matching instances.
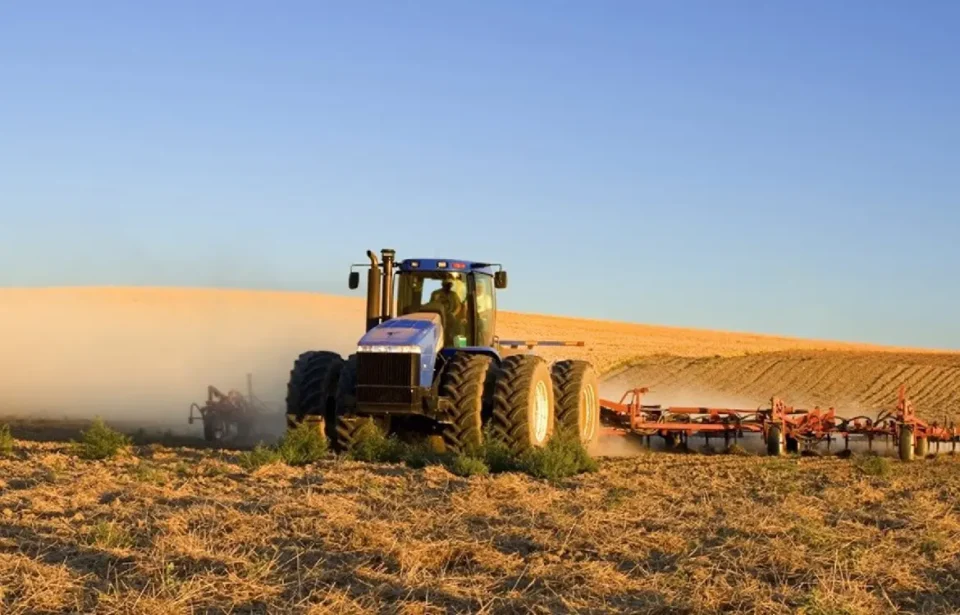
[607,351,960,419]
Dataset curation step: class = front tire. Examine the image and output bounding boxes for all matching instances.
[438,352,494,454]
[551,360,601,451]
[286,350,344,431]
[491,354,556,455]
[332,354,393,454]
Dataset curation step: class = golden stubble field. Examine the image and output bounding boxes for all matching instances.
[2,287,960,614]
[1,440,959,614]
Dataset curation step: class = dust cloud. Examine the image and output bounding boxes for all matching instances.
[0,288,367,438]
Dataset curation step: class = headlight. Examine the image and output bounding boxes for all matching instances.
[356,345,422,354]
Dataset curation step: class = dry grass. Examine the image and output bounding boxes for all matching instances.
[3,287,960,612]
[1,437,959,614]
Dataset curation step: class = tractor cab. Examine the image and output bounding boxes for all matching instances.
[348,252,507,350]
[395,259,505,349]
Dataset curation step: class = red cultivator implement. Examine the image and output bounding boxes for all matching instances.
[599,385,960,460]
[188,375,275,443]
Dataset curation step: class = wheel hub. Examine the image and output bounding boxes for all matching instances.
[581,384,597,441]
[533,380,549,444]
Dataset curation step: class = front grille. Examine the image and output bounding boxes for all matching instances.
[357,386,416,405]
[357,352,418,388]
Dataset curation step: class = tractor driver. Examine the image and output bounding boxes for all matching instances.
[429,273,466,341]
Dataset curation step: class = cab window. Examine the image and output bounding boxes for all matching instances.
[472,274,496,347]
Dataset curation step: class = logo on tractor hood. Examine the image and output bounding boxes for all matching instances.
[357,312,442,351]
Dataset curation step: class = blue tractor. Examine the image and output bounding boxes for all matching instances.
[285,248,601,456]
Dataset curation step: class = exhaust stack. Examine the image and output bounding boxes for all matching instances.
[381,248,396,320]
[365,250,381,331]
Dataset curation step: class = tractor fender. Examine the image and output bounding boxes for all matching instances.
[438,346,502,365]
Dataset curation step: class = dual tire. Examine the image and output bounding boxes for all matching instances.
[489,355,557,455]
[439,353,600,456]
[551,359,601,453]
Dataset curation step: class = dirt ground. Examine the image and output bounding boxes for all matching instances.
[1,440,959,614]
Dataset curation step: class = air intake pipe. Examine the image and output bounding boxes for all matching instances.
[365,250,381,331]
[381,248,396,320]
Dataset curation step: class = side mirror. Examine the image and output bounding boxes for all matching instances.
[494,271,507,289]
[348,271,360,289]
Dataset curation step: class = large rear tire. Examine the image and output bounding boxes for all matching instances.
[286,350,344,432]
[490,355,556,455]
[551,360,600,451]
[438,352,495,455]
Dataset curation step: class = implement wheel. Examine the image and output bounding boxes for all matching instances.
[551,360,601,452]
[491,355,556,455]
[438,352,495,455]
[915,435,929,459]
[286,350,344,433]
[767,425,785,456]
[202,415,225,443]
[899,426,915,462]
[661,432,681,449]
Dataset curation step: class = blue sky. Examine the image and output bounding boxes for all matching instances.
[1,1,958,349]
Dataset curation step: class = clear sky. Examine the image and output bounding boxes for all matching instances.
[1,1,958,349]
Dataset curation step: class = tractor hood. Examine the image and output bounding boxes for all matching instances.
[357,312,443,351]
[357,312,442,389]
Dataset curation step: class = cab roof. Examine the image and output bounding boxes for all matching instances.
[398,258,495,276]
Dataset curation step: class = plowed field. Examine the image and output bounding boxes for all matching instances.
[604,350,960,420]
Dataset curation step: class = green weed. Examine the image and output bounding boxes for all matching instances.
[238,444,282,471]
[0,424,13,457]
[276,422,329,466]
[445,454,490,477]
[72,417,131,460]
[854,454,891,478]
[517,433,598,480]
